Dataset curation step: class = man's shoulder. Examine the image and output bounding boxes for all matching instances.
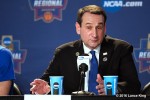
[57,40,82,50]
[0,45,12,56]
[105,35,132,47]
[0,45,5,50]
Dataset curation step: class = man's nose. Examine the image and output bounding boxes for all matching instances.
[91,29,97,37]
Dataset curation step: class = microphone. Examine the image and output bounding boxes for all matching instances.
[79,63,88,91]
[79,63,88,76]
[77,54,90,91]
[72,54,95,95]
[77,54,90,72]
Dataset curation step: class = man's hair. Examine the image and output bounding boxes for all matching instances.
[76,5,107,26]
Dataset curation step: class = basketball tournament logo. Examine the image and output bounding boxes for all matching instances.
[134,34,150,73]
[28,0,68,23]
[0,35,27,74]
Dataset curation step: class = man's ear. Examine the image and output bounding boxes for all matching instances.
[75,22,80,35]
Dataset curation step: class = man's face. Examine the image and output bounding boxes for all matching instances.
[76,12,106,50]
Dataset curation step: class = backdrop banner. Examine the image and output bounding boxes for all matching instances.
[0,0,149,94]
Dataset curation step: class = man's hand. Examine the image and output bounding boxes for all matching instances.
[96,74,105,95]
[30,79,50,94]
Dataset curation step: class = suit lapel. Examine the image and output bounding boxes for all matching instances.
[99,37,114,75]
[70,40,84,74]
[73,40,84,56]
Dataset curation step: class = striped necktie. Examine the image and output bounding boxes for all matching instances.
[88,50,98,95]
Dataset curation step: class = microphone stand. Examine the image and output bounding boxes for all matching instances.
[72,63,95,96]
[80,71,85,91]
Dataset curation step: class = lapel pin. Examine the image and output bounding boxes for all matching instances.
[103,52,108,56]
[76,52,80,56]
[103,57,107,62]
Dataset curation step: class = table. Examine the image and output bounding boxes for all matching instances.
[0,95,149,100]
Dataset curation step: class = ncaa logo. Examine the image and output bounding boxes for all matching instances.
[100,0,143,13]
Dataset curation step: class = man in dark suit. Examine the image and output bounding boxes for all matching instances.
[30,5,141,95]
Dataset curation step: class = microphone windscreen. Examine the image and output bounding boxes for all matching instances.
[79,63,88,72]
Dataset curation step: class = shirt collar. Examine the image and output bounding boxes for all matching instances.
[83,43,100,54]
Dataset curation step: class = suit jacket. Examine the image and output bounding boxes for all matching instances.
[41,35,141,94]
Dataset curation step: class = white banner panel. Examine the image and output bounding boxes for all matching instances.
[24,95,71,100]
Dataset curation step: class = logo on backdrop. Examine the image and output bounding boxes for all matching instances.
[0,35,27,74]
[100,0,143,13]
[134,34,150,73]
[28,0,68,23]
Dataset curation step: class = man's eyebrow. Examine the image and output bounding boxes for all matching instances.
[85,22,92,25]
[84,22,104,25]
[98,22,104,25]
